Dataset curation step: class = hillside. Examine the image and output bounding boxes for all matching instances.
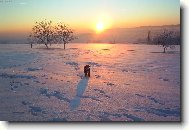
[73,24,180,44]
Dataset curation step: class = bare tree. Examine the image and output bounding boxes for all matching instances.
[29,20,76,49]
[55,22,75,49]
[29,20,55,48]
[152,29,179,53]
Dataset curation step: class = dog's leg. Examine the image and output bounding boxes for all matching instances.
[88,71,90,77]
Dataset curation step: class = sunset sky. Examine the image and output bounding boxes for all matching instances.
[0,0,180,35]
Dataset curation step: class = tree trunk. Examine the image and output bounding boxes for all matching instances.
[64,43,66,49]
[163,47,166,53]
[45,43,49,49]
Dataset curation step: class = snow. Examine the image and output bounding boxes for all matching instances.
[0,43,180,121]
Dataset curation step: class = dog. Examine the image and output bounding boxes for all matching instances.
[84,65,90,77]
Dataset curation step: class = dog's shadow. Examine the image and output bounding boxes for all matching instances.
[70,77,89,110]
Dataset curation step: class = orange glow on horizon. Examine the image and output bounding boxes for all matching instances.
[0,16,179,34]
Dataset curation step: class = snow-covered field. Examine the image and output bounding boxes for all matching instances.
[0,43,180,121]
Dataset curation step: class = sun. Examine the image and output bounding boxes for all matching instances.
[96,21,105,33]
